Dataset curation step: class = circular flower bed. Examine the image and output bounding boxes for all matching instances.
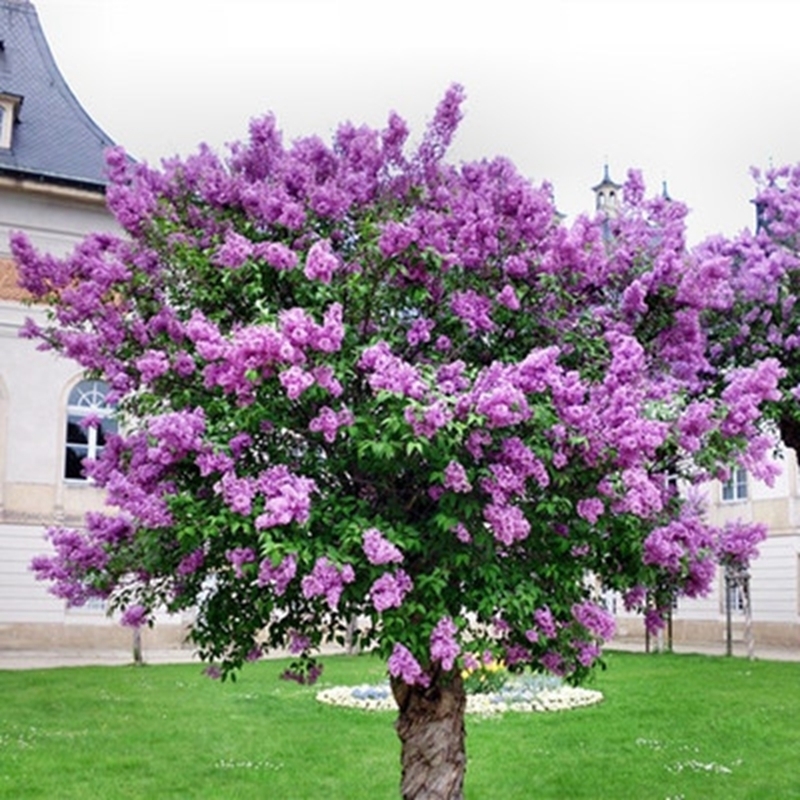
[316,675,603,715]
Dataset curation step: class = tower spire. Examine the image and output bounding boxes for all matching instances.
[591,163,622,215]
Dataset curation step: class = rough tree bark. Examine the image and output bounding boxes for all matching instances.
[391,672,467,800]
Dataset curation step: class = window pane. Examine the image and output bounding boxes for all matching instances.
[96,417,118,447]
[736,470,748,499]
[65,445,88,479]
[66,417,88,445]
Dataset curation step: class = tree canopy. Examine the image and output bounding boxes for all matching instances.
[19,84,778,679]
[17,84,784,798]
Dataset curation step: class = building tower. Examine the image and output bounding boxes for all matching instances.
[591,164,622,216]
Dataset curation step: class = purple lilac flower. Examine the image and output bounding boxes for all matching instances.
[135,350,170,384]
[147,408,206,461]
[452,523,472,544]
[301,557,355,611]
[177,547,205,576]
[576,640,601,668]
[623,585,647,612]
[225,547,256,579]
[217,472,256,516]
[462,652,480,671]
[534,606,558,639]
[504,644,531,667]
[576,497,604,525]
[254,241,298,270]
[443,461,472,493]
[311,303,345,353]
[246,646,263,662]
[379,221,417,257]
[541,651,565,676]
[465,430,491,460]
[473,381,530,428]
[312,365,343,397]
[214,231,253,269]
[571,601,616,641]
[196,449,234,477]
[362,528,404,565]
[304,239,339,283]
[483,502,531,545]
[496,284,520,310]
[30,527,110,606]
[434,335,452,352]
[228,432,253,459]
[451,289,495,333]
[279,366,315,400]
[430,617,460,671]
[120,604,148,628]
[309,406,354,443]
[256,553,297,595]
[254,466,317,530]
[404,402,452,438]
[358,341,427,400]
[288,630,312,655]
[716,520,767,569]
[644,607,667,635]
[281,663,324,685]
[406,317,435,346]
[388,643,430,687]
[369,570,412,612]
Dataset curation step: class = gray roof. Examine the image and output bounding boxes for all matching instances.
[0,0,114,191]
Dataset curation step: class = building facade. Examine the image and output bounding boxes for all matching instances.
[0,0,186,652]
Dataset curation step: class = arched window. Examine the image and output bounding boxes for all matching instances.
[64,380,116,481]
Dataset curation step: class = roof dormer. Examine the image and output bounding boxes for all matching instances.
[0,91,22,149]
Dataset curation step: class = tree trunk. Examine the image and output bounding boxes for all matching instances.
[391,672,467,800]
[132,628,143,666]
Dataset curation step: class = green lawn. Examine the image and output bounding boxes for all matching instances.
[0,651,797,799]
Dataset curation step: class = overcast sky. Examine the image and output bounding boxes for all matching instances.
[31,0,800,243]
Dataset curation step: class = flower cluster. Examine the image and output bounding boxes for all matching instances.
[362,529,404,565]
[301,557,355,611]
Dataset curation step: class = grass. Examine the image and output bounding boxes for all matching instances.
[0,650,798,799]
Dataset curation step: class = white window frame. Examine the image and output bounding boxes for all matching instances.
[721,466,748,502]
[64,379,115,482]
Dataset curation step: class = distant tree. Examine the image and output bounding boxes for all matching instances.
[681,164,800,461]
[18,87,773,799]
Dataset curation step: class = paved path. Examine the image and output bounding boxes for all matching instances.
[606,639,800,662]
[0,641,348,670]
[1,639,798,670]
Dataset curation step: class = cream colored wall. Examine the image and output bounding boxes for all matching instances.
[0,183,130,642]
[0,180,111,258]
[613,444,800,648]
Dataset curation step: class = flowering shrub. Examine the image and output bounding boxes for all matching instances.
[16,85,785,796]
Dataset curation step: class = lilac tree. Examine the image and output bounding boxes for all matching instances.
[683,164,800,460]
[19,87,774,798]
